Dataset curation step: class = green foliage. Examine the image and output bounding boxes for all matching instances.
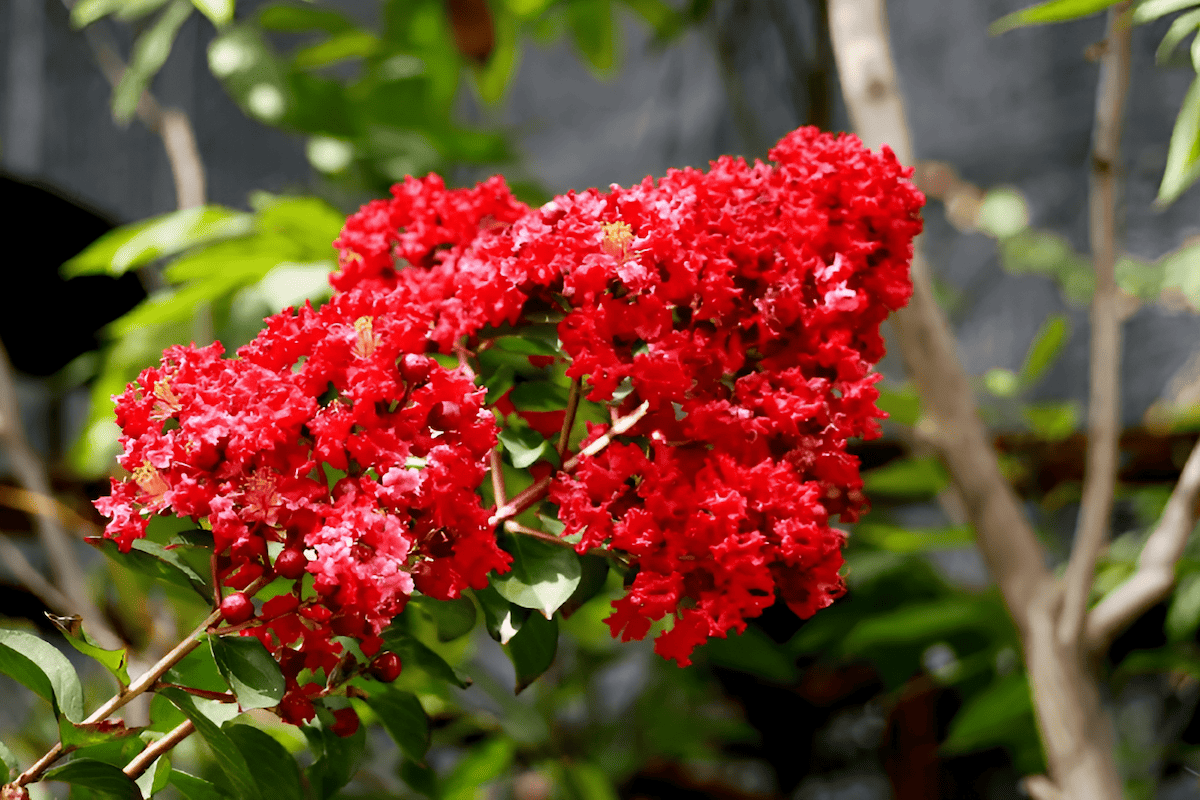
[362,687,432,762]
[161,689,264,800]
[222,724,304,799]
[990,0,1123,34]
[493,534,583,619]
[47,613,131,687]
[209,635,286,710]
[0,627,85,723]
[44,758,145,799]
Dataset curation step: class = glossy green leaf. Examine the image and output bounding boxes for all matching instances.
[1134,0,1200,23]
[861,457,949,499]
[991,0,1122,34]
[1019,314,1070,386]
[1158,74,1200,206]
[293,30,380,69]
[567,0,616,73]
[1156,7,1200,61]
[504,611,558,693]
[475,584,531,645]
[0,627,84,722]
[169,769,234,800]
[410,596,478,642]
[63,206,252,277]
[364,687,431,762]
[0,739,13,782]
[442,737,516,800]
[44,758,143,799]
[380,626,472,688]
[47,613,131,686]
[304,710,367,799]
[112,0,195,123]
[88,536,212,601]
[493,334,560,357]
[493,535,581,619]
[190,0,233,26]
[224,724,305,800]
[161,688,262,800]
[499,426,559,469]
[942,672,1035,754]
[210,635,286,710]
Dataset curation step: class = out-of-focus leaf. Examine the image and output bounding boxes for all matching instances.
[161,688,262,800]
[1158,74,1200,206]
[842,598,1002,653]
[47,613,131,686]
[0,739,15,782]
[210,635,286,710]
[984,368,1020,398]
[976,187,1030,238]
[1023,402,1079,441]
[63,206,252,277]
[991,0,1122,33]
[72,0,170,28]
[619,0,686,40]
[191,0,233,27]
[1134,0,1200,24]
[224,724,305,800]
[504,611,558,693]
[567,0,616,73]
[293,30,380,69]
[473,5,518,103]
[564,762,620,800]
[862,457,949,499]
[853,523,975,553]
[702,625,797,683]
[363,687,431,762]
[112,0,195,123]
[400,760,439,798]
[380,625,472,688]
[877,383,921,426]
[942,672,1035,754]
[1167,572,1200,642]
[0,627,84,722]
[89,536,212,600]
[559,555,610,618]
[441,737,515,800]
[1019,314,1070,387]
[259,3,357,33]
[44,758,144,799]
[1157,8,1200,62]
[410,596,478,642]
[304,710,367,799]
[493,534,581,619]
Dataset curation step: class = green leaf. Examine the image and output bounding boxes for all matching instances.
[976,187,1030,239]
[210,635,286,710]
[1158,74,1200,206]
[0,627,85,722]
[493,334,560,357]
[44,758,144,799]
[503,611,558,693]
[258,3,357,33]
[702,626,797,683]
[59,714,142,750]
[442,737,515,800]
[842,598,1001,652]
[559,555,610,618]
[0,738,15,782]
[499,426,559,469]
[224,724,305,800]
[942,672,1035,754]
[861,457,949,499]
[1134,0,1200,23]
[876,383,921,426]
[1156,7,1200,62]
[380,626,472,688]
[160,688,262,800]
[88,536,212,601]
[112,0,195,123]
[169,769,234,800]
[485,364,517,404]
[493,535,581,619]
[410,596,478,642]
[566,0,616,73]
[1023,402,1079,441]
[1168,572,1200,642]
[363,688,431,762]
[304,710,366,799]
[400,760,440,798]
[293,30,380,69]
[618,0,686,40]
[990,0,1122,33]
[853,523,975,554]
[475,584,531,645]
[190,0,233,26]
[46,614,131,686]
[133,749,172,798]
[63,206,252,277]
[474,8,519,104]
[71,0,169,27]
[1019,314,1070,387]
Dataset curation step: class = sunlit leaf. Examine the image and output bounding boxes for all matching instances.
[1158,75,1200,206]
[210,635,286,710]
[190,0,233,27]
[47,613,131,686]
[112,0,195,123]
[1019,314,1070,387]
[991,0,1122,34]
[493,535,581,619]
[1134,0,1200,24]
[1156,7,1200,62]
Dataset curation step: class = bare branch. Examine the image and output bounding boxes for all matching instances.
[1022,774,1066,800]
[826,0,1048,628]
[123,720,193,779]
[1058,2,1133,648]
[1086,436,1200,651]
[556,379,582,459]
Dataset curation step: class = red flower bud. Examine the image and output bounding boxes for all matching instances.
[219,592,254,625]
[369,652,402,682]
[274,548,307,580]
[399,354,431,385]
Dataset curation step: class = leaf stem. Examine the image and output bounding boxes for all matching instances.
[123,719,194,780]
[556,379,582,458]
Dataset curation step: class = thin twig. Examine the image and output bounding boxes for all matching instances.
[1086,436,1200,651]
[556,379,582,458]
[1058,2,1133,649]
[489,401,650,526]
[490,450,507,506]
[123,719,194,779]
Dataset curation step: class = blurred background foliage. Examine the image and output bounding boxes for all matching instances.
[9,0,1200,799]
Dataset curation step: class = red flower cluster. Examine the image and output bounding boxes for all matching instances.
[97,126,922,698]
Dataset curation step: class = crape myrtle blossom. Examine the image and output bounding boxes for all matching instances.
[96,125,923,718]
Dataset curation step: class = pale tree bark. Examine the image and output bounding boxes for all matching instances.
[826,2,1146,798]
